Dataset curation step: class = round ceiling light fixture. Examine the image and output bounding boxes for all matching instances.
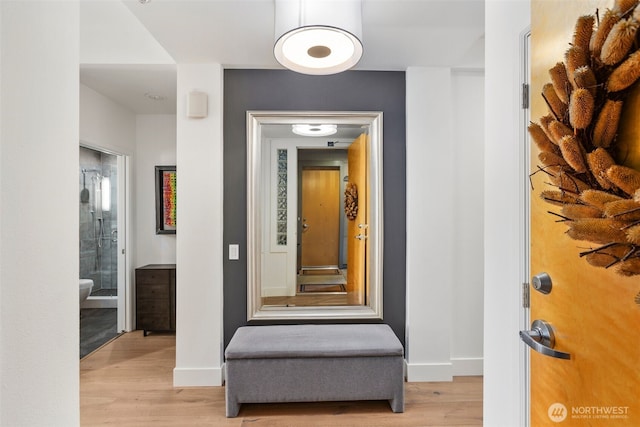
[274,0,363,75]
[144,92,166,101]
[292,124,337,137]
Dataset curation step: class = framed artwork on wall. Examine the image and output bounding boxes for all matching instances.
[155,165,177,234]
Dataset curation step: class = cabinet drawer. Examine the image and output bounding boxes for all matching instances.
[137,298,169,314]
[136,283,169,299]
[136,270,170,285]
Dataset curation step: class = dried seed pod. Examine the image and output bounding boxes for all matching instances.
[587,148,616,190]
[549,62,571,104]
[580,189,624,208]
[569,88,594,130]
[542,83,568,120]
[565,46,589,86]
[616,257,640,276]
[626,224,640,244]
[573,66,598,98]
[600,18,639,65]
[539,151,570,168]
[548,120,573,145]
[540,114,556,138]
[591,10,621,58]
[567,218,628,244]
[573,15,595,53]
[562,203,603,219]
[613,0,639,14]
[559,135,587,173]
[607,164,640,195]
[529,122,558,154]
[584,244,631,267]
[549,170,591,194]
[539,114,556,140]
[604,199,640,221]
[635,188,640,202]
[541,190,581,206]
[593,100,623,148]
[607,50,640,92]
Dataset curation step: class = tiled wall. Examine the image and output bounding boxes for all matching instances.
[79,147,118,292]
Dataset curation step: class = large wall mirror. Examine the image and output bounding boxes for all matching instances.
[247,111,383,320]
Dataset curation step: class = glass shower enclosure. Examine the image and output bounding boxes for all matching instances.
[79,146,118,299]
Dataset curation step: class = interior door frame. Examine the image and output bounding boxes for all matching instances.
[299,166,342,270]
[79,142,132,333]
[519,27,532,427]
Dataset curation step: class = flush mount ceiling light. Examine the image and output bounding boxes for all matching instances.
[274,0,363,75]
[292,124,337,136]
[144,92,166,101]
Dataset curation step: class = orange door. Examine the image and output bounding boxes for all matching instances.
[300,168,340,268]
[347,134,368,305]
[526,1,640,425]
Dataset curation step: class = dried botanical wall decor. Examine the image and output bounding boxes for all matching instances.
[345,182,358,220]
[531,0,640,276]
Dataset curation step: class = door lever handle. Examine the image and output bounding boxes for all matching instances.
[520,319,571,360]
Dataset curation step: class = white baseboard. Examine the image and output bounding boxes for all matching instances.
[452,357,483,376]
[173,366,224,387]
[405,361,453,382]
[81,296,117,309]
[261,287,289,297]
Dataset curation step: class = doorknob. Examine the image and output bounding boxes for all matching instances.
[520,320,571,360]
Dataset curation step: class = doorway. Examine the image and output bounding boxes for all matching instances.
[523,2,640,425]
[79,146,128,357]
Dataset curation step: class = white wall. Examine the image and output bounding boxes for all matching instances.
[484,1,530,426]
[174,64,225,386]
[406,67,484,380]
[451,69,485,374]
[135,115,177,267]
[80,83,136,155]
[0,1,80,425]
[406,67,455,381]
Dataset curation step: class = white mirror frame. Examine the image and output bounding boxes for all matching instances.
[247,110,383,320]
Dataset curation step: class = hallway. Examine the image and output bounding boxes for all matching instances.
[80,331,482,426]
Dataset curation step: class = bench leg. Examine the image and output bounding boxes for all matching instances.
[226,393,240,417]
[389,396,404,413]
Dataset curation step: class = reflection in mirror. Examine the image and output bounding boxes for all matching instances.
[247,111,383,320]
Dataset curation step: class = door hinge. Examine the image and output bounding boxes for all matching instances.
[522,83,530,109]
[522,282,530,308]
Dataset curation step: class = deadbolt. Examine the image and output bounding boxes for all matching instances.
[532,272,552,294]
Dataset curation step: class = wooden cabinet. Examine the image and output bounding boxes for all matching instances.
[135,264,176,336]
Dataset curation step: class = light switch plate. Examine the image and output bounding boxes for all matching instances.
[229,244,239,260]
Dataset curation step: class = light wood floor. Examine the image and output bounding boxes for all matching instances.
[80,331,483,426]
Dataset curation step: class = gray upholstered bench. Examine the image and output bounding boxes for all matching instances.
[224,324,405,417]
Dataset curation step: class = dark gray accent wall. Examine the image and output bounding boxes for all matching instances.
[223,69,406,347]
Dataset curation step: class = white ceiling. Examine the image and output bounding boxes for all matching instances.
[80,0,485,115]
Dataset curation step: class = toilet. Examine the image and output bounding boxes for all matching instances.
[79,279,94,304]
